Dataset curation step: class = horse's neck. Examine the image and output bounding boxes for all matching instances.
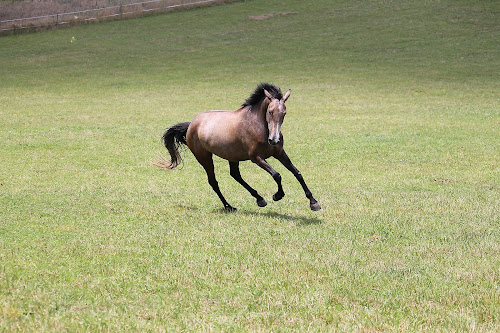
[237,104,266,132]
[251,100,269,120]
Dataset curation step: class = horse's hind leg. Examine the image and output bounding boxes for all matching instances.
[229,161,267,207]
[195,151,236,212]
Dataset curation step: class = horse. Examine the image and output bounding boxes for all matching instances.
[154,83,321,212]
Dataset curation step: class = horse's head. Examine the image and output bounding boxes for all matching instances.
[264,89,290,145]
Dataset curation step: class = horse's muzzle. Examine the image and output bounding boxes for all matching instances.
[268,138,280,145]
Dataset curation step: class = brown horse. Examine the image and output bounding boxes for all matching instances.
[155,83,321,212]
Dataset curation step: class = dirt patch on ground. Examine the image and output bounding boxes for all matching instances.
[249,11,296,20]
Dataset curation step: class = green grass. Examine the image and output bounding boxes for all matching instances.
[1,0,499,330]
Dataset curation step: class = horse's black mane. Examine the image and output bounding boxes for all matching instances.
[242,83,283,107]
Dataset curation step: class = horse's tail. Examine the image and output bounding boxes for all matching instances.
[153,122,190,169]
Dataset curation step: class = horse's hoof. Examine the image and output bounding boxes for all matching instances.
[310,202,321,211]
[273,193,284,201]
[224,206,237,213]
[257,199,268,207]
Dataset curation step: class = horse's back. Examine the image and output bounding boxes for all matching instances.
[187,110,250,161]
[189,110,239,143]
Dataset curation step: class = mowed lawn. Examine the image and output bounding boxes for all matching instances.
[0,0,499,330]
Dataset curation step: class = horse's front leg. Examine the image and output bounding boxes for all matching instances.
[252,156,285,201]
[275,150,321,211]
[229,161,267,207]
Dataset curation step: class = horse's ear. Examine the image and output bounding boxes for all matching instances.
[264,89,273,99]
[283,89,291,102]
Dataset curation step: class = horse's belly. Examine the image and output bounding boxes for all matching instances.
[213,145,250,162]
[203,132,250,161]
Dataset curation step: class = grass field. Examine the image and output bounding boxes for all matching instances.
[1,0,499,330]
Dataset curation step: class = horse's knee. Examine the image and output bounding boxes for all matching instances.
[272,172,282,183]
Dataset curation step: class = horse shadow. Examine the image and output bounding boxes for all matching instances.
[240,210,323,226]
[177,204,323,226]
